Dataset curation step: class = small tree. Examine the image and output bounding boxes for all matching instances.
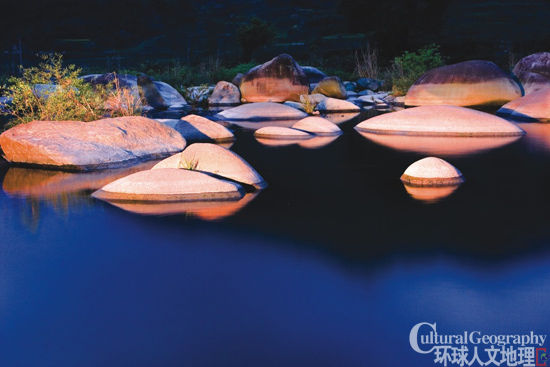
[391,44,444,96]
[237,17,275,61]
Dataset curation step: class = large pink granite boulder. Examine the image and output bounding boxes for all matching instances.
[405,60,522,107]
[0,116,185,170]
[355,105,524,137]
[239,54,309,103]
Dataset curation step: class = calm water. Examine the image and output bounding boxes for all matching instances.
[1,113,550,366]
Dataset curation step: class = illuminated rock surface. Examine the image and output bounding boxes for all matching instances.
[316,97,360,112]
[152,143,266,189]
[292,116,342,136]
[92,169,244,202]
[254,126,312,139]
[355,105,524,137]
[175,114,234,142]
[239,54,309,102]
[312,76,347,99]
[405,60,522,107]
[400,157,464,186]
[0,117,185,170]
[208,81,241,106]
[497,88,550,122]
[216,102,307,121]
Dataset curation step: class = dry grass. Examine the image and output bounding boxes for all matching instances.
[354,44,380,80]
[104,74,143,117]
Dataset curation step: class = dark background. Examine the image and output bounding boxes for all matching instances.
[1,0,550,73]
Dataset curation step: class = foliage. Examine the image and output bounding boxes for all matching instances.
[390,44,444,96]
[178,155,199,170]
[104,74,142,117]
[237,17,276,60]
[1,54,141,127]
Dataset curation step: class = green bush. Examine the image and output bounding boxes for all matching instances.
[1,54,141,127]
[390,44,444,96]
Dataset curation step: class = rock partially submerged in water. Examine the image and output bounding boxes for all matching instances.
[312,76,347,99]
[405,60,522,107]
[513,52,550,95]
[215,102,307,121]
[208,81,241,106]
[355,105,524,137]
[175,114,234,142]
[92,168,244,202]
[401,157,464,186]
[240,54,309,102]
[292,116,342,136]
[316,97,360,112]
[0,116,185,170]
[152,143,266,189]
[498,88,550,122]
[254,126,312,140]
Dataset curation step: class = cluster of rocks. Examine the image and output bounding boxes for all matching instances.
[92,142,266,207]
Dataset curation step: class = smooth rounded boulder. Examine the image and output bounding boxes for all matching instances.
[239,54,309,103]
[215,102,307,121]
[152,143,266,189]
[292,116,342,136]
[401,157,464,186]
[497,88,550,122]
[208,81,241,106]
[312,76,347,99]
[355,105,524,137]
[405,60,522,107]
[92,168,244,202]
[175,114,234,142]
[513,52,550,95]
[316,98,360,112]
[0,116,186,170]
[254,127,312,140]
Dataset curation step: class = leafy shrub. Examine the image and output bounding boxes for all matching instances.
[104,74,142,117]
[1,54,141,127]
[390,44,444,96]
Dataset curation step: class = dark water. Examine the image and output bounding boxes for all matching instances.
[1,114,550,366]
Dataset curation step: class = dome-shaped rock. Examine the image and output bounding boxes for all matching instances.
[215,102,307,121]
[312,76,347,99]
[0,116,186,170]
[175,114,234,142]
[208,81,241,106]
[240,54,309,103]
[152,143,266,189]
[254,127,312,140]
[355,105,524,137]
[497,88,550,122]
[405,60,522,107]
[513,52,550,95]
[92,168,244,202]
[292,116,342,136]
[316,97,360,112]
[401,157,464,186]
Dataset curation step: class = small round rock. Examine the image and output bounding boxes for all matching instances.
[400,157,464,186]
